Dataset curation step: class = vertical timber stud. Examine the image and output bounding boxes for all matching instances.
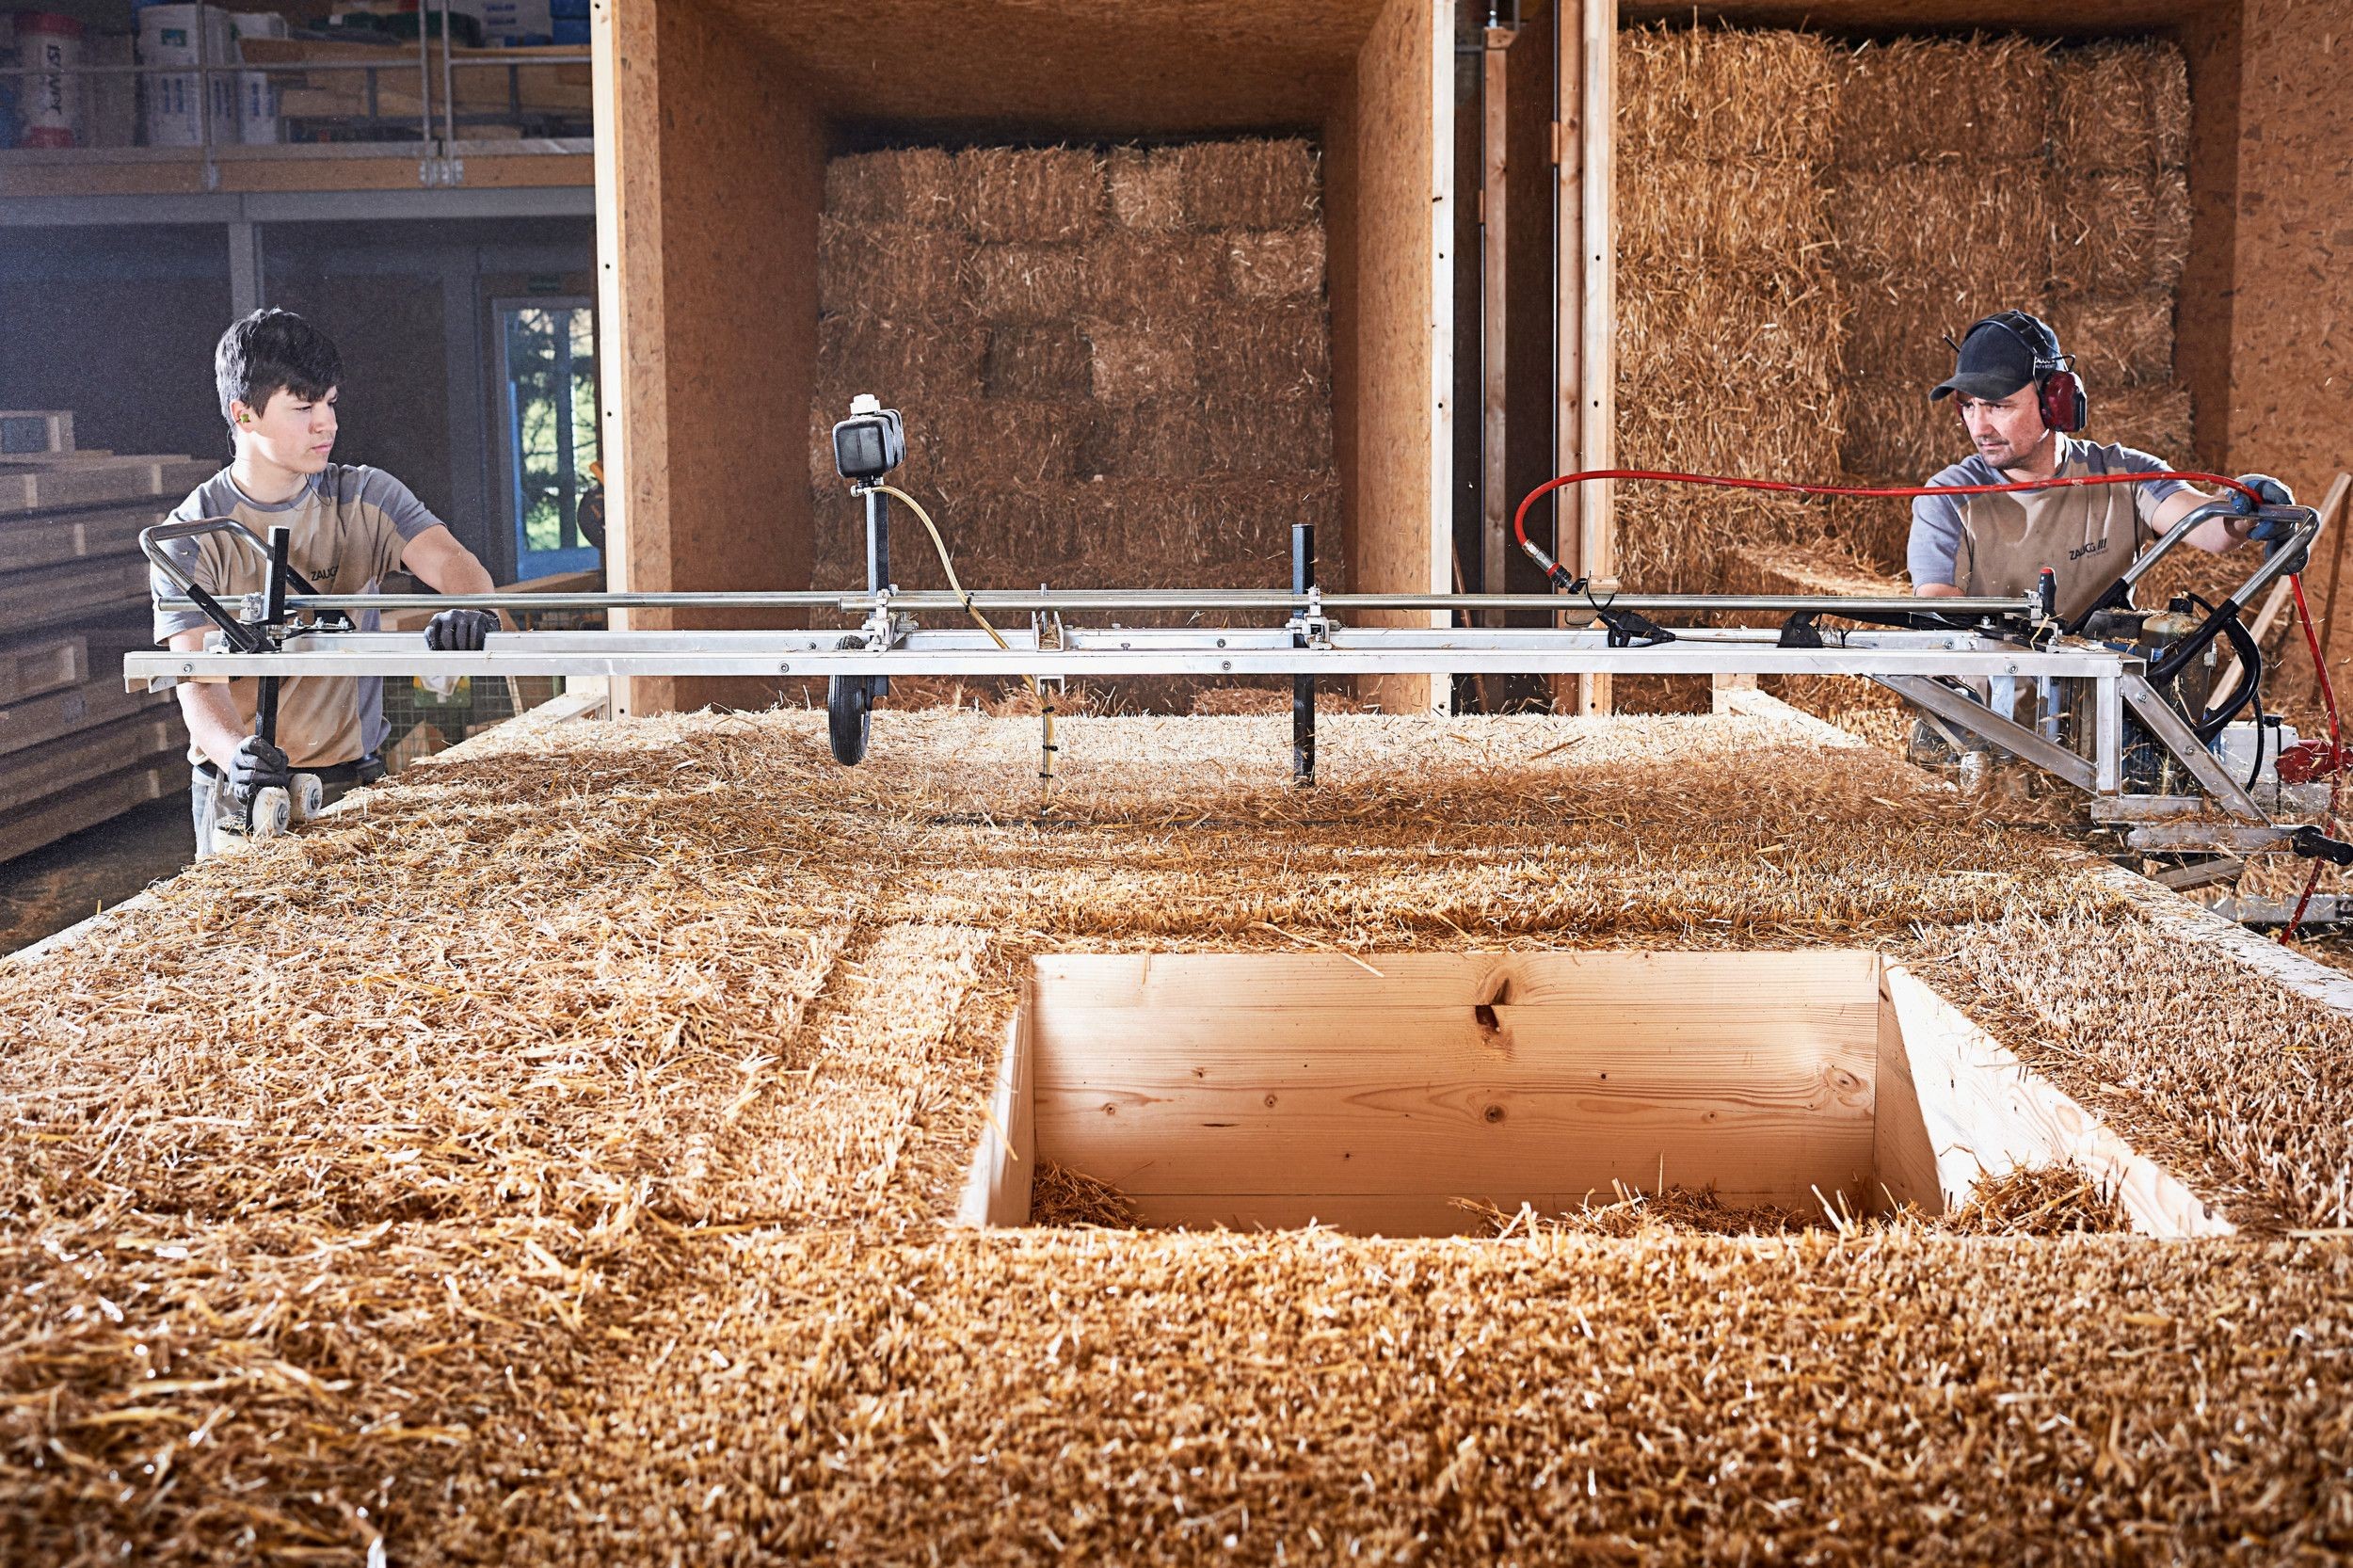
[1293,522,1316,786]
[1429,0,1458,719]
[588,0,658,716]
[1552,1,1584,713]
[1577,0,1617,715]
[1480,24,1514,635]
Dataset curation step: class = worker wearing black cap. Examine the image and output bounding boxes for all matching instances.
[1909,310,2288,623]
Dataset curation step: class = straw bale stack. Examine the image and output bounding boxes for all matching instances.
[1107,145,1184,231]
[1827,166,2056,300]
[1173,138,1321,229]
[822,145,958,226]
[1841,377,1972,485]
[812,136,1337,709]
[2099,380,2195,457]
[2051,40,2190,176]
[1611,26,1847,640]
[952,145,1106,243]
[815,218,973,316]
[969,245,1088,320]
[2047,289,2176,386]
[1618,157,1824,265]
[1619,24,1839,164]
[1833,36,2053,167]
[2052,168,2191,294]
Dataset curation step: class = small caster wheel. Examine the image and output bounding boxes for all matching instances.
[827,673,872,765]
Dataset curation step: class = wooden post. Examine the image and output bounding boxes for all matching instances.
[1474,21,1516,717]
[1552,2,1583,713]
[1577,0,1616,715]
[1481,25,1514,632]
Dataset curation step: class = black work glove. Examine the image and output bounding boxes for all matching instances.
[224,735,291,808]
[424,608,499,651]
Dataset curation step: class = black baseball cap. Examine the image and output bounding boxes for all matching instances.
[1930,312,2052,403]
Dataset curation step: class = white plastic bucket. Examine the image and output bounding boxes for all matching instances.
[228,11,285,143]
[16,12,86,150]
[136,4,239,149]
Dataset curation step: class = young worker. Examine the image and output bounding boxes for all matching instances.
[151,308,504,856]
[1908,310,2289,622]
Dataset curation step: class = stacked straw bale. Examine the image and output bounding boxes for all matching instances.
[1826,35,2196,519]
[1612,25,1845,607]
[810,139,1337,617]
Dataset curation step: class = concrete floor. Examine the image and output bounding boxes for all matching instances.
[0,792,195,957]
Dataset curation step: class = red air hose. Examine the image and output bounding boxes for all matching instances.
[2281,574,2342,942]
[1511,466,2266,561]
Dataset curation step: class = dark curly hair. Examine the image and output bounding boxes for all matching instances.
[215,308,343,430]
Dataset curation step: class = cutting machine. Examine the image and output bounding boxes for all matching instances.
[130,396,2352,908]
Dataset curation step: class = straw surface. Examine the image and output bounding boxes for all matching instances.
[1834,36,2053,167]
[3,706,2351,1556]
[953,146,1106,243]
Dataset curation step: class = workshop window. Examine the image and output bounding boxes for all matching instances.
[498,298,600,579]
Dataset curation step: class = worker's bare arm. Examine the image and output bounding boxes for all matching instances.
[1913,582,1963,599]
[400,524,513,629]
[2153,486,2259,554]
[167,628,249,771]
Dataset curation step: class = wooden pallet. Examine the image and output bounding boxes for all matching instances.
[0,410,72,456]
[0,752,184,866]
[0,712,187,818]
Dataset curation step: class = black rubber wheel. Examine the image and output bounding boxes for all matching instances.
[826,674,872,765]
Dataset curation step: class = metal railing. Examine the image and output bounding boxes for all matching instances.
[6,0,588,188]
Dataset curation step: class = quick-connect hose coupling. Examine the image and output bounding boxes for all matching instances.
[1521,536,1578,592]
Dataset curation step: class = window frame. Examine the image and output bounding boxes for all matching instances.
[491,294,602,581]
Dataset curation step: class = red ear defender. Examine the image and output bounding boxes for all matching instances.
[2041,365,2088,434]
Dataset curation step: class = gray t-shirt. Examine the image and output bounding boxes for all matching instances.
[1908,438,2189,620]
[152,464,444,767]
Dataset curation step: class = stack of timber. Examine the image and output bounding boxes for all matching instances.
[0,416,207,861]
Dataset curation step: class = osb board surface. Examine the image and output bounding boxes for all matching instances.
[624,1,825,714]
[1339,0,1449,714]
[700,0,1384,134]
[4,709,2353,1559]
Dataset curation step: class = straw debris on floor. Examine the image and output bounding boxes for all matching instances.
[3,705,2351,1558]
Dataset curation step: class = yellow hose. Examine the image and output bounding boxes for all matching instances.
[868,483,1056,792]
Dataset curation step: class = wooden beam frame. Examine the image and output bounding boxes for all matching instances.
[1576,0,1616,716]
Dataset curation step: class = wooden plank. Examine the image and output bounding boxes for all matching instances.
[1127,1192,1639,1237]
[953,989,1036,1229]
[0,504,162,575]
[1881,964,2233,1239]
[0,630,89,707]
[0,755,182,866]
[1028,951,1882,1213]
[0,564,148,639]
[0,712,186,816]
[591,0,649,716]
[1480,25,1513,637]
[1576,0,1616,715]
[0,671,171,758]
[1870,990,1944,1216]
[1551,1,1584,714]
[0,410,72,455]
[0,456,214,518]
[1027,949,1881,1023]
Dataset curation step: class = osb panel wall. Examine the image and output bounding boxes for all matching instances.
[1337,0,1449,714]
[600,0,823,715]
[2228,0,2353,494]
[2229,0,2353,696]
